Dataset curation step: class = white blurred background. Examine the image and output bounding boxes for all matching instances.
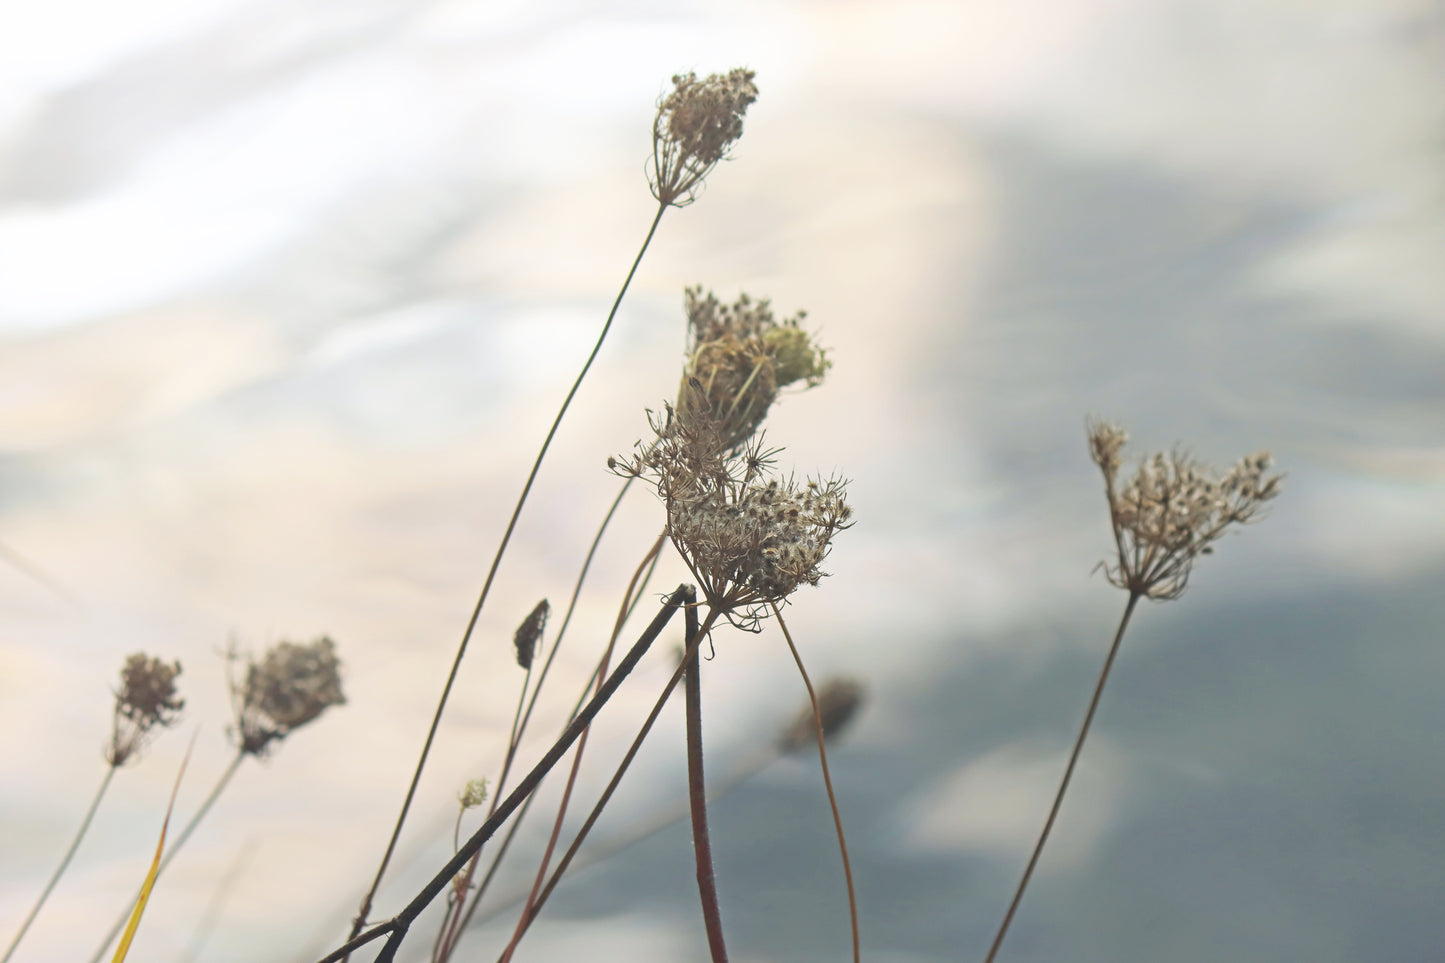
[2,2,1443,961]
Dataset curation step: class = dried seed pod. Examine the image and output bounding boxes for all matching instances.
[779,678,865,754]
[513,599,549,670]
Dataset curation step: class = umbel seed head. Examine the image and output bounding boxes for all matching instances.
[107,653,184,766]
[778,678,865,754]
[1088,420,1283,601]
[230,636,346,756]
[650,68,759,207]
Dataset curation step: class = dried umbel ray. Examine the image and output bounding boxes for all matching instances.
[1089,421,1283,600]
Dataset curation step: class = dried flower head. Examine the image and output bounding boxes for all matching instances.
[650,68,759,207]
[679,287,830,451]
[458,777,489,811]
[106,653,184,766]
[230,636,346,756]
[778,678,865,754]
[613,402,853,630]
[1089,421,1283,601]
[514,599,549,670]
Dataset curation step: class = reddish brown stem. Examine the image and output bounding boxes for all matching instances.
[685,602,729,962]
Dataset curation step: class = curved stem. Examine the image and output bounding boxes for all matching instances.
[316,587,692,963]
[2,765,117,963]
[89,751,246,963]
[982,591,1142,963]
[771,602,860,963]
[345,201,667,951]
[685,602,728,962]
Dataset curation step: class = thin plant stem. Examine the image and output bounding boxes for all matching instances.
[771,601,860,963]
[462,742,776,929]
[89,750,246,963]
[434,477,639,962]
[1,765,117,963]
[684,601,728,962]
[444,537,664,958]
[345,200,668,951]
[495,536,665,963]
[315,586,692,963]
[982,590,1142,963]
[500,604,723,951]
[178,839,258,963]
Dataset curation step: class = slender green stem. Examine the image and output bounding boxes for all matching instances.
[685,602,729,962]
[2,765,117,963]
[982,591,1142,963]
[772,602,860,963]
[315,587,692,963]
[344,200,668,951]
[89,751,246,963]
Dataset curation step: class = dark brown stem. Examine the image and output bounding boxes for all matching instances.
[343,200,668,955]
[316,586,691,963]
[771,601,860,963]
[505,603,723,947]
[494,537,665,963]
[982,590,1142,963]
[685,602,729,962]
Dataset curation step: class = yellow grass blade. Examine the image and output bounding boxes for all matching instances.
[112,732,197,963]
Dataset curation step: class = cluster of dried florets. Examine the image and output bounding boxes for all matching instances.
[1089,421,1283,600]
[612,400,852,629]
[230,636,346,756]
[650,68,759,207]
[106,653,184,766]
[679,287,830,451]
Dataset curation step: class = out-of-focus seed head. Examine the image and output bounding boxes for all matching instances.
[107,653,184,766]
[778,678,865,754]
[650,69,759,207]
[1088,420,1284,601]
[514,599,549,671]
[678,287,830,451]
[230,636,346,757]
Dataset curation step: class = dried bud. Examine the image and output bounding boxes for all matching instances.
[458,777,489,811]
[649,68,759,207]
[678,287,830,451]
[778,678,865,754]
[514,600,549,670]
[231,636,346,756]
[1088,421,1283,600]
[106,653,184,766]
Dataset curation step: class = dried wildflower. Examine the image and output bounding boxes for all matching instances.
[613,403,853,630]
[649,68,759,207]
[458,778,489,811]
[1089,421,1283,601]
[513,600,549,670]
[778,678,864,754]
[678,287,830,451]
[106,653,184,766]
[230,636,346,756]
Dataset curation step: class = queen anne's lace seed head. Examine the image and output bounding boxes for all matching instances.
[614,402,852,630]
[678,287,829,451]
[650,69,759,207]
[1088,421,1283,600]
[230,636,346,756]
[777,678,865,754]
[106,653,184,766]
